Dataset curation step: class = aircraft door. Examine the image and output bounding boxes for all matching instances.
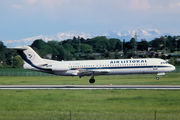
[153,62,158,70]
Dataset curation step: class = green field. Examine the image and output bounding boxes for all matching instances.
[0,69,180,119]
[0,67,180,85]
[0,89,180,119]
[0,73,180,85]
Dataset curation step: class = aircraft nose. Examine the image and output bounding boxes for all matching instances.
[171,65,176,71]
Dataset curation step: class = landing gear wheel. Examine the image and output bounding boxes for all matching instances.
[89,78,95,84]
[156,77,159,80]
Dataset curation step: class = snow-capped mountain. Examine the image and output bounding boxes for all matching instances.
[4,28,170,47]
[5,31,92,47]
[107,28,169,41]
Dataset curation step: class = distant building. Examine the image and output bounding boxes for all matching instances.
[44,54,52,59]
[148,46,154,51]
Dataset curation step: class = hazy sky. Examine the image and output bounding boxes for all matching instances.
[0,0,180,41]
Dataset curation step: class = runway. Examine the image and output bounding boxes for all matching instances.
[0,85,180,90]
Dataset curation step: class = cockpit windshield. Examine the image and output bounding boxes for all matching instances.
[161,61,168,64]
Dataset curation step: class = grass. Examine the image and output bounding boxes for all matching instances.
[0,67,180,85]
[0,89,180,119]
[0,68,180,119]
[0,73,180,85]
[0,68,53,76]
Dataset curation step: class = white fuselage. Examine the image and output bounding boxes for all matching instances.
[11,46,176,83]
[24,58,175,77]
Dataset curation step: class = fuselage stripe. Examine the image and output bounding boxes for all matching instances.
[70,66,171,70]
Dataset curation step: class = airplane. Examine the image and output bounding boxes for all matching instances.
[11,46,175,83]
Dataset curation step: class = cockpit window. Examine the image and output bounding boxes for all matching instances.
[161,61,168,64]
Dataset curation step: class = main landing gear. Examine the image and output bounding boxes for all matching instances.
[89,78,95,83]
[89,72,95,84]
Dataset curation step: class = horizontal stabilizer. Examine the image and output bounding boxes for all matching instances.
[8,46,27,51]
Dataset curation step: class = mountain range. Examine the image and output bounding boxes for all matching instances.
[5,28,170,47]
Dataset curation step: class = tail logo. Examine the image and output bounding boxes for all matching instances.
[27,52,35,60]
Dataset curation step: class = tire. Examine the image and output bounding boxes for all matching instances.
[89,78,95,83]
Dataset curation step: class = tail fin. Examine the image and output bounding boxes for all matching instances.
[11,46,46,67]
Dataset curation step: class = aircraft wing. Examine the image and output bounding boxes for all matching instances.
[77,69,110,77]
[78,69,110,73]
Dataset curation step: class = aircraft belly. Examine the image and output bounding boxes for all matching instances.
[54,70,79,76]
[53,66,171,76]
[108,68,162,75]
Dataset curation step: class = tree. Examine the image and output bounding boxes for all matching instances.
[72,36,78,43]
[0,41,5,65]
[169,57,175,65]
[129,38,136,50]
[12,55,23,68]
[38,45,53,57]
[4,47,17,66]
[47,41,60,55]
[123,47,128,56]
[88,36,110,52]
[31,39,47,49]
[80,37,86,44]
[81,44,93,53]
[151,38,160,51]
[138,39,148,51]
[57,47,66,61]
[166,35,173,48]
[129,38,136,57]
[109,38,121,51]
[63,43,76,53]
[114,49,119,59]
[31,39,53,57]
[115,41,121,51]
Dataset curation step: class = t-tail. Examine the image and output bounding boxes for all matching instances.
[11,46,50,72]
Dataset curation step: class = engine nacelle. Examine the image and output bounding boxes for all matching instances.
[51,64,69,71]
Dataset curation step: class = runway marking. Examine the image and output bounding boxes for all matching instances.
[1,85,180,90]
